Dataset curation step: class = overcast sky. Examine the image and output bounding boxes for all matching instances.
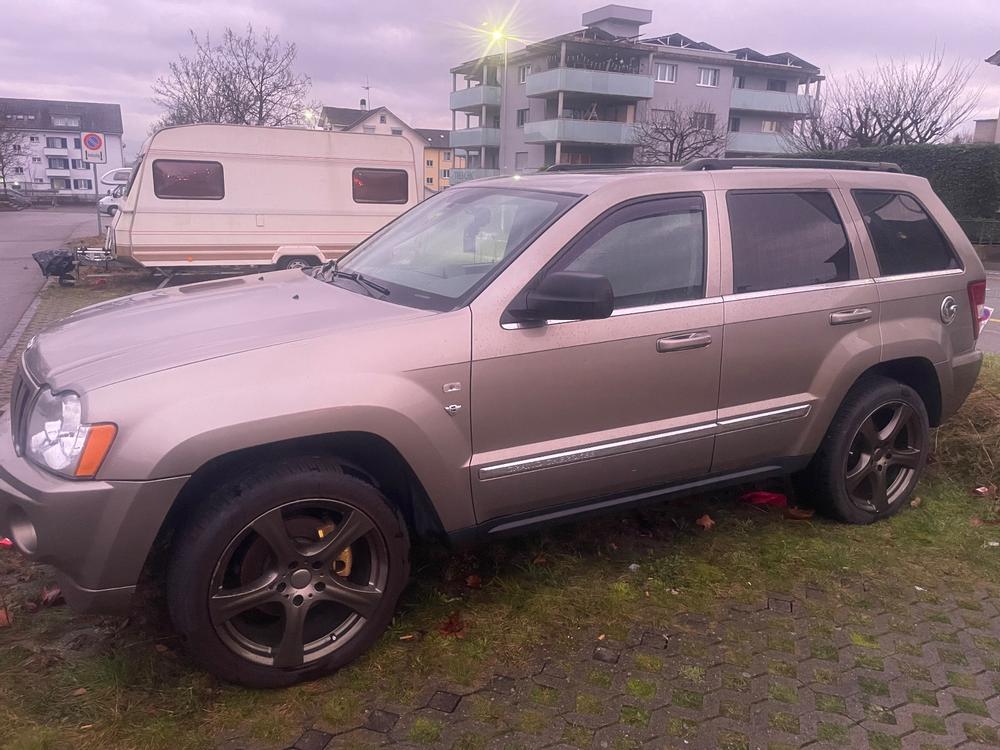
[2,0,998,156]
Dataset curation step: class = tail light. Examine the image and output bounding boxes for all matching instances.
[968,280,987,340]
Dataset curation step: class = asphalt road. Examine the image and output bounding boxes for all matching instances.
[0,207,104,348]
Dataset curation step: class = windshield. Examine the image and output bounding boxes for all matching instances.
[334,187,579,311]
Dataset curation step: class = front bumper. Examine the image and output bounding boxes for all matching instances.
[0,415,188,613]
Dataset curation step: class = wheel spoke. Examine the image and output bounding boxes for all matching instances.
[210,572,279,625]
[272,601,310,668]
[308,509,374,562]
[859,417,880,449]
[889,447,921,469]
[324,578,382,620]
[879,403,912,445]
[871,468,889,512]
[846,453,874,491]
[252,508,300,562]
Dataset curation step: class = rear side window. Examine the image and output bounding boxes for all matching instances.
[152,159,224,200]
[553,195,705,309]
[853,191,959,276]
[353,168,408,204]
[728,191,855,293]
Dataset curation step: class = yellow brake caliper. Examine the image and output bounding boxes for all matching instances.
[317,522,353,577]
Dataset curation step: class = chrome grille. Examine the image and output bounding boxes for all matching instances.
[10,362,37,456]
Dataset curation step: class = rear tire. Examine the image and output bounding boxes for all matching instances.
[166,457,410,688]
[803,376,929,524]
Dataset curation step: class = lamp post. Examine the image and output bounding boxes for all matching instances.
[477,23,520,174]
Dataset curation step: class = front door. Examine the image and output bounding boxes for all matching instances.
[470,193,723,524]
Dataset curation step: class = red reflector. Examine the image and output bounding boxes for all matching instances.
[968,280,987,340]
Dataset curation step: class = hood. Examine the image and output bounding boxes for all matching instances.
[25,270,433,391]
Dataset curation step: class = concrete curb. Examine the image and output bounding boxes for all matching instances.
[0,279,50,364]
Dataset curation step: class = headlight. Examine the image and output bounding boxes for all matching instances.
[26,388,117,478]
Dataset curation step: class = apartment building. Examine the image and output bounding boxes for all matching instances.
[0,97,126,200]
[320,106,462,196]
[448,5,822,181]
[972,50,1000,144]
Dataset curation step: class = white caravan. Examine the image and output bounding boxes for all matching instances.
[109,124,420,269]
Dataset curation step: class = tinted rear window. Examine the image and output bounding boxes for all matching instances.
[353,168,408,204]
[853,190,959,276]
[728,191,855,293]
[152,159,224,200]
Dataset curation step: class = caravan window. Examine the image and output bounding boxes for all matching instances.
[352,168,408,204]
[152,159,225,200]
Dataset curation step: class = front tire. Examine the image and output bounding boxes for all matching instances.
[166,457,410,688]
[805,376,929,524]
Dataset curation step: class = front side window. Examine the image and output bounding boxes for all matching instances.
[152,159,225,199]
[698,67,719,87]
[655,63,677,83]
[335,187,577,311]
[352,168,408,204]
[728,191,855,293]
[853,191,959,276]
[551,195,706,310]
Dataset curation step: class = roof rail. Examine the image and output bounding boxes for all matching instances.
[682,157,903,173]
[542,163,679,173]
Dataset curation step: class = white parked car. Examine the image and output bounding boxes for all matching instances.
[98,185,124,215]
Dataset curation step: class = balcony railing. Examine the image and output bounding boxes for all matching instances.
[726,131,792,155]
[43,146,69,156]
[730,89,814,116]
[449,168,503,185]
[523,118,638,146]
[449,128,501,149]
[449,85,502,112]
[526,67,654,100]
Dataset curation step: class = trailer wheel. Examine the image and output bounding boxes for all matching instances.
[277,256,319,271]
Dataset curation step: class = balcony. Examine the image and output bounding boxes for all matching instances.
[726,131,792,155]
[523,119,637,146]
[449,128,501,149]
[45,168,71,176]
[526,67,654,100]
[730,89,814,116]
[449,168,503,185]
[43,146,69,156]
[450,85,502,112]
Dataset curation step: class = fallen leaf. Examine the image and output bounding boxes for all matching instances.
[784,506,815,520]
[399,633,417,641]
[40,586,65,609]
[0,607,11,628]
[80,725,93,730]
[0,537,12,549]
[464,574,482,590]
[71,687,87,697]
[695,514,715,531]
[438,611,466,639]
[972,485,997,498]
[597,633,606,641]
[910,496,922,508]
[971,517,1000,527]
[154,644,169,653]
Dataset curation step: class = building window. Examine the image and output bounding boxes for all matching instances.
[46,137,68,149]
[71,159,88,169]
[697,67,719,87]
[761,120,782,133]
[518,64,531,84]
[363,125,375,133]
[766,79,788,92]
[50,177,71,191]
[73,179,92,190]
[443,151,451,161]
[29,135,39,142]
[12,144,21,153]
[426,159,434,167]
[51,114,81,127]
[728,191,855,293]
[491,115,501,128]
[74,138,81,149]
[729,117,741,132]
[733,75,745,89]
[47,157,69,169]
[650,108,674,120]
[654,63,677,83]
[442,169,450,178]
[352,168,409,204]
[693,112,717,130]
[12,167,23,174]
[426,177,434,184]
[853,191,959,276]
[152,159,225,200]
[31,156,42,163]
[516,108,529,127]
[391,127,403,135]
[33,178,44,184]
[379,114,387,124]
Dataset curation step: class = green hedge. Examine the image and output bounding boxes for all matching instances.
[801,144,1000,220]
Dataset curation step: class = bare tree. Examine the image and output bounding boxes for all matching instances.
[788,49,982,152]
[0,105,28,198]
[781,97,850,153]
[632,103,727,164]
[152,25,311,131]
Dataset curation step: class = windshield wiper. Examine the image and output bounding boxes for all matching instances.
[314,260,390,297]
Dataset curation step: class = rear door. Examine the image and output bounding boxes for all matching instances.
[712,174,881,472]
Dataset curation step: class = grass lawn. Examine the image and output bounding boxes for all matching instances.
[2,318,999,749]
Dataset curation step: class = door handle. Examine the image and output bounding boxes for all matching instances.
[829,308,873,326]
[656,332,712,353]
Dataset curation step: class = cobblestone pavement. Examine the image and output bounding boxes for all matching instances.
[255,576,1000,750]
[4,283,1000,750]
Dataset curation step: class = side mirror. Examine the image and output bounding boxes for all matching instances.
[513,271,614,322]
